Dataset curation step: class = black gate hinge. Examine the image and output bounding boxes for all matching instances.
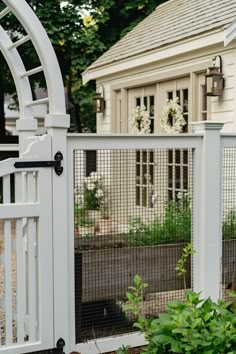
[14,151,63,176]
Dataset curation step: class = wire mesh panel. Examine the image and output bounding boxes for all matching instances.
[74,148,193,342]
[222,148,236,299]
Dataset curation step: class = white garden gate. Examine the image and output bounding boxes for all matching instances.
[0,0,70,353]
[0,135,55,353]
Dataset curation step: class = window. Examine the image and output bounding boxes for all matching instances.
[135,94,155,207]
[168,149,188,200]
[85,150,97,177]
[136,150,154,207]
[201,85,207,121]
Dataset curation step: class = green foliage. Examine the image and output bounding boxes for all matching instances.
[222,209,236,240]
[117,344,131,354]
[126,196,191,247]
[124,277,236,354]
[124,275,148,316]
[176,242,195,290]
[74,206,94,226]
[76,172,105,210]
[146,291,236,353]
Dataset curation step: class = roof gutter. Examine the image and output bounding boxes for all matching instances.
[82,29,224,84]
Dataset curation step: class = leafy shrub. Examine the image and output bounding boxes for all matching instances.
[223,209,236,240]
[124,276,236,354]
[126,196,191,247]
[75,172,105,210]
[117,345,131,354]
[74,206,94,227]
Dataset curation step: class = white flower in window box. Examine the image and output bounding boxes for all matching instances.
[129,105,151,134]
[161,98,186,133]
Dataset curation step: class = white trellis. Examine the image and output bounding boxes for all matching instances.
[0,0,70,353]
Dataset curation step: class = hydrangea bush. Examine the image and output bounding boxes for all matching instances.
[75,172,105,210]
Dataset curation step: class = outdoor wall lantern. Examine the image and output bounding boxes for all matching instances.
[93,86,105,113]
[205,55,224,97]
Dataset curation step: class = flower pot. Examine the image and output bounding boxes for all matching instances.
[87,209,101,223]
[98,218,112,235]
[78,225,95,238]
[74,226,79,237]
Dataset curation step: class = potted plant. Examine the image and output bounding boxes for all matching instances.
[98,207,112,235]
[75,172,105,223]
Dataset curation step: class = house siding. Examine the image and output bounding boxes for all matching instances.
[97,44,236,134]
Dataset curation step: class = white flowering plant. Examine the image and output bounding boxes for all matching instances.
[76,172,105,210]
[161,98,186,133]
[129,105,151,134]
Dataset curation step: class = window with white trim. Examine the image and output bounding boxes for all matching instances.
[168,149,188,200]
[136,150,154,207]
[135,94,155,207]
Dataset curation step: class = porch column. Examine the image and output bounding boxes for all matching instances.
[192,121,224,301]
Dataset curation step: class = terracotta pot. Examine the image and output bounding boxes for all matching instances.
[74,226,79,238]
[98,218,112,235]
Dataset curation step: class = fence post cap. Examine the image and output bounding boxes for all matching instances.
[190,121,225,133]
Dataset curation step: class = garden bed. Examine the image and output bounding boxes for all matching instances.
[75,242,190,302]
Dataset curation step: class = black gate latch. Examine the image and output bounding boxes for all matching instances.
[14,151,63,176]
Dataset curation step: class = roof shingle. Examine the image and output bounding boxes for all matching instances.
[87,0,236,71]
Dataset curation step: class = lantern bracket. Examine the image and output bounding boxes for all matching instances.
[212,55,223,73]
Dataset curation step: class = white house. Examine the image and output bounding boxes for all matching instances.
[81,0,236,222]
[83,0,236,133]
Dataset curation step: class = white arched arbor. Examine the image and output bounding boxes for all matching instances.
[1,0,69,151]
[0,1,70,352]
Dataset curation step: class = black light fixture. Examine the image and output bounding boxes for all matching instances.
[205,55,224,97]
[93,87,105,113]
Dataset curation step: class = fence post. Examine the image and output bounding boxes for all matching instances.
[192,121,224,301]
[45,113,70,352]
